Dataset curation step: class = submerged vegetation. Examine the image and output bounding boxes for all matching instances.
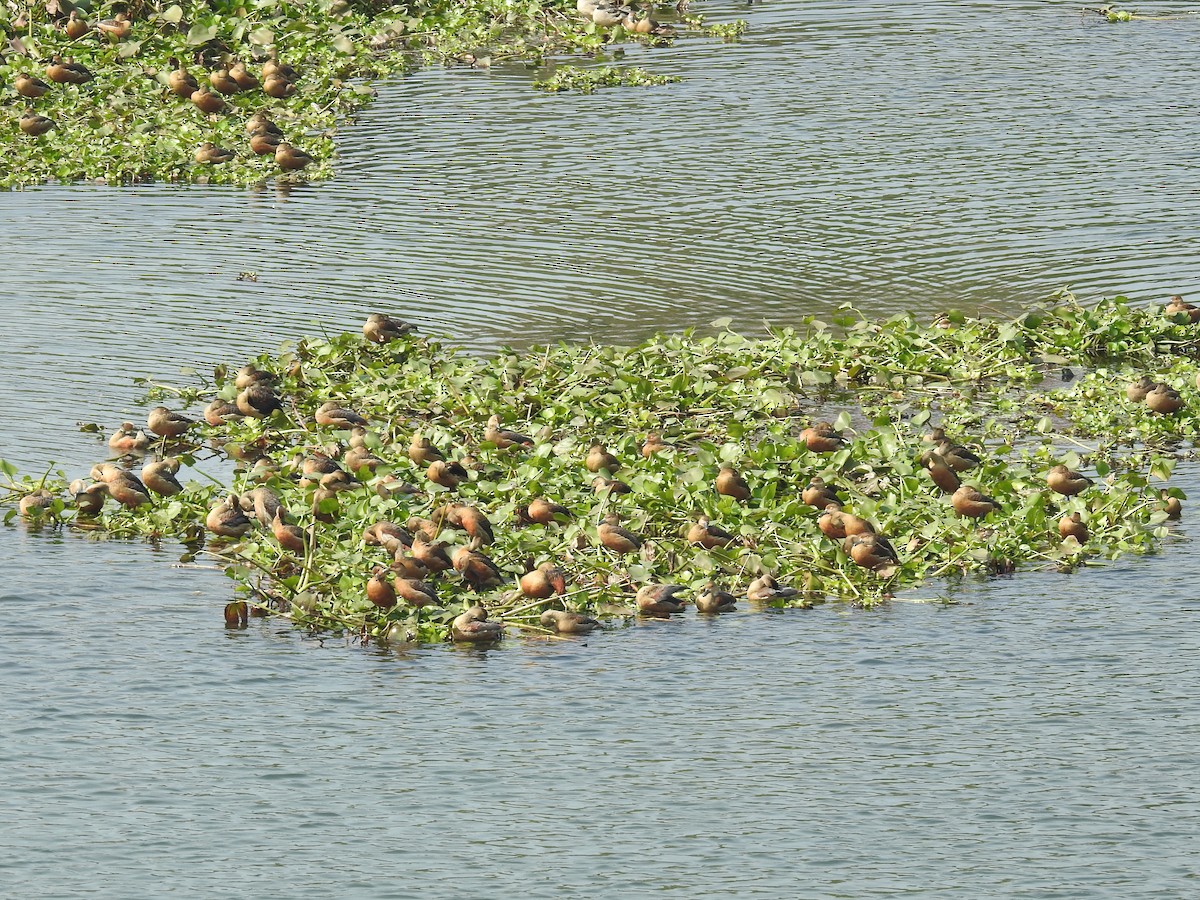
[0,0,737,188]
[3,294,1199,647]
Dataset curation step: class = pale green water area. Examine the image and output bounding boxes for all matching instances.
[4,1,1200,895]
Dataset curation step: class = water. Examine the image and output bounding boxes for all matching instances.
[4,1,1200,894]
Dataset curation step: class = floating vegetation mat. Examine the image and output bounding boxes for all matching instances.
[0,0,742,188]
[4,293,1200,645]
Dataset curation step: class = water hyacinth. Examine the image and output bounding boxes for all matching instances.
[1,292,1197,647]
[0,0,742,188]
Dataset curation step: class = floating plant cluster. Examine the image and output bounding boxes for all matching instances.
[0,0,744,188]
[3,294,1199,647]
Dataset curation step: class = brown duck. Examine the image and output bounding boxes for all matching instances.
[229,61,260,91]
[262,48,298,81]
[484,415,534,448]
[190,87,226,114]
[951,484,1000,518]
[141,458,183,496]
[367,567,397,609]
[74,483,109,516]
[1058,512,1088,542]
[921,450,961,494]
[245,112,284,138]
[641,433,673,456]
[236,384,282,418]
[452,540,505,591]
[19,110,55,137]
[802,477,839,508]
[363,521,413,552]
[391,553,430,580]
[97,13,132,40]
[598,514,642,554]
[147,406,195,439]
[937,441,981,473]
[801,422,845,453]
[108,422,151,454]
[394,577,437,609]
[451,606,504,642]
[592,475,631,495]
[19,490,55,519]
[412,534,454,572]
[427,459,468,489]
[746,573,799,602]
[1126,376,1155,403]
[195,142,235,164]
[363,313,415,343]
[540,609,600,634]
[635,584,687,616]
[520,562,568,599]
[248,130,281,156]
[408,434,445,465]
[207,494,252,538]
[1145,383,1184,414]
[586,443,621,473]
[1162,491,1183,520]
[1165,295,1200,323]
[14,73,50,99]
[716,467,751,502]
[65,10,90,39]
[315,401,367,429]
[686,515,737,549]
[262,73,296,99]
[209,68,241,95]
[695,581,737,614]
[1046,465,1092,496]
[275,142,313,171]
[166,58,200,98]
[46,57,93,85]
[520,497,571,526]
[241,487,282,527]
[234,363,275,389]
[454,505,495,545]
[272,509,308,553]
[843,533,900,572]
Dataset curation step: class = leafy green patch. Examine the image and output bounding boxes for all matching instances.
[3,292,1199,648]
[533,64,680,93]
[0,0,739,188]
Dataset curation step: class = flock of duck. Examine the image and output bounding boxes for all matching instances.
[15,306,1187,644]
[10,9,313,172]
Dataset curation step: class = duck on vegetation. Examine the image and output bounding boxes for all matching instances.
[484,415,533,448]
[207,494,252,537]
[18,110,55,136]
[1046,465,1092,496]
[363,313,414,343]
[274,142,313,171]
[14,73,50,99]
[715,467,750,501]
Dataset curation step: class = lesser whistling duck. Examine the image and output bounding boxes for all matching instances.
[635,583,687,616]
[451,605,504,642]
[716,467,750,501]
[540,609,600,634]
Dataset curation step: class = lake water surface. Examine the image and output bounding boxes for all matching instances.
[4,1,1200,895]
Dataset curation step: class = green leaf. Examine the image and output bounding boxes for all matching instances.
[187,21,219,44]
